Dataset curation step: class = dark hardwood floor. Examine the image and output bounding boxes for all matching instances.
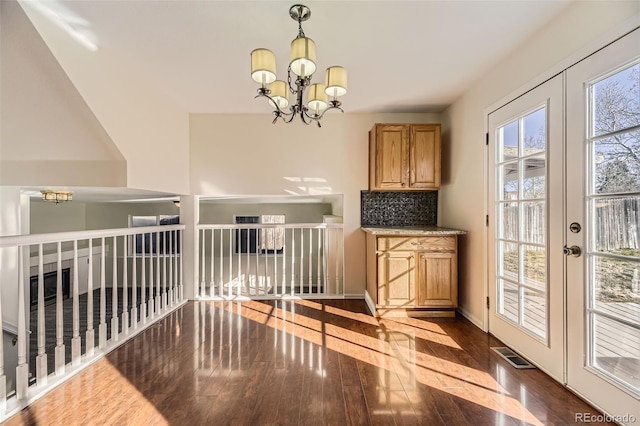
[5,300,613,425]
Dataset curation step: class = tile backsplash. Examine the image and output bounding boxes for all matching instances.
[361,191,437,227]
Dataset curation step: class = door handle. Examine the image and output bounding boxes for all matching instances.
[563,245,581,257]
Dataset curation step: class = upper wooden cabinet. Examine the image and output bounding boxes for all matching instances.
[369,123,441,191]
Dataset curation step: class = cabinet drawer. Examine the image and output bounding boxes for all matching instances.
[377,236,455,252]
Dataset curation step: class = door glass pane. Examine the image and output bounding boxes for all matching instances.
[592,196,640,254]
[498,279,519,324]
[523,289,547,339]
[588,62,640,395]
[593,130,640,194]
[523,245,546,291]
[523,107,546,155]
[499,120,519,162]
[522,156,546,199]
[592,314,640,392]
[499,241,518,278]
[592,63,640,137]
[500,163,519,200]
[499,202,518,240]
[521,202,545,244]
[495,105,548,341]
[593,256,640,306]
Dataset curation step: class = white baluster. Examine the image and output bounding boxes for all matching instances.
[16,247,28,400]
[99,237,107,348]
[317,228,322,294]
[200,229,205,298]
[148,232,154,318]
[156,231,161,313]
[254,228,259,296]
[219,229,223,298]
[162,232,167,311]
[36,243,48,385]
[301,228,305,296]
[131,234,138,330]
[282,229,286,295]
[179,229,184,300]
[56,241,67,372]
[71,240,81,365]
[111,236,119,342]
[308,228,313,294]
[237,230,241,298]
[291,229,295,296]
[168,231,173,307]
[140,233,147,325]
[321,228,327,296]
[0,251,5,413]
[273,229,278,297]
[228,230,232,298]
[210,228,214,297]
[85,238,95,358]
[122,236,129,335]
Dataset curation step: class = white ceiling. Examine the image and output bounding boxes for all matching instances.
[33,0,573,115]
[19,1,573,203]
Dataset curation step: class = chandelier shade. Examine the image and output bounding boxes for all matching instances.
[289,37,316,77]
[325,66,348,98]
[250,48,277,86]
[307,83,328,112]
[269,80,290,109]
[250,4,347,127]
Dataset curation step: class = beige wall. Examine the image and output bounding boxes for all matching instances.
[200,202,333,225]
[17,1,190,195]
[29,200,180,233]
[190,113,442,296]
[0,1,126,188]
[440,1,640,328]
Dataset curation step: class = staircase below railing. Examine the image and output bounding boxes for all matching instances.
[0,225,185,421]
[196,223,344,299]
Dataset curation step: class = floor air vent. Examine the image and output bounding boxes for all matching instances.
[491,347,536,369]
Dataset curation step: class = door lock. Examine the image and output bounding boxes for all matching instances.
[563,245,581,257]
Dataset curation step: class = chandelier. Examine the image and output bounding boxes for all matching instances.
[41,190,73,204]
[250,4,347,127]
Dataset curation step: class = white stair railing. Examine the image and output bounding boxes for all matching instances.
[0,224,185,422]
[195,223,344,299]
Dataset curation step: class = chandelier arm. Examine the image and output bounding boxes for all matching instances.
[316,104,345,120]
[254,92,294,118]
[283,112,298,124]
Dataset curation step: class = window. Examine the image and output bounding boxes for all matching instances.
[130,214,180,254]
[233,214,285,254]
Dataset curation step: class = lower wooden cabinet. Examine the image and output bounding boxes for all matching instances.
[417,251,457,307]
[366,233,458,316]
[378,251,415,307]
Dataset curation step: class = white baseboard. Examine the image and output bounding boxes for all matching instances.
[363,291,376,316]
[344,293,364,299]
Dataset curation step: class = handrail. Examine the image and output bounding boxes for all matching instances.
[196,223,342,230]
[0,224,185,248]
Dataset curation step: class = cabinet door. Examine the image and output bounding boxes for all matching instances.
[409,124,441,189]
[417,252,456,307]
[373,125,408,189]
[378,251,415,307]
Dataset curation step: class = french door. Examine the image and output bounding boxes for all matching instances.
[488,74,565,381]
[566,29,640,421]
[489,28,640,423]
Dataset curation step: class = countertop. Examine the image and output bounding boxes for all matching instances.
[361,226,467,236]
